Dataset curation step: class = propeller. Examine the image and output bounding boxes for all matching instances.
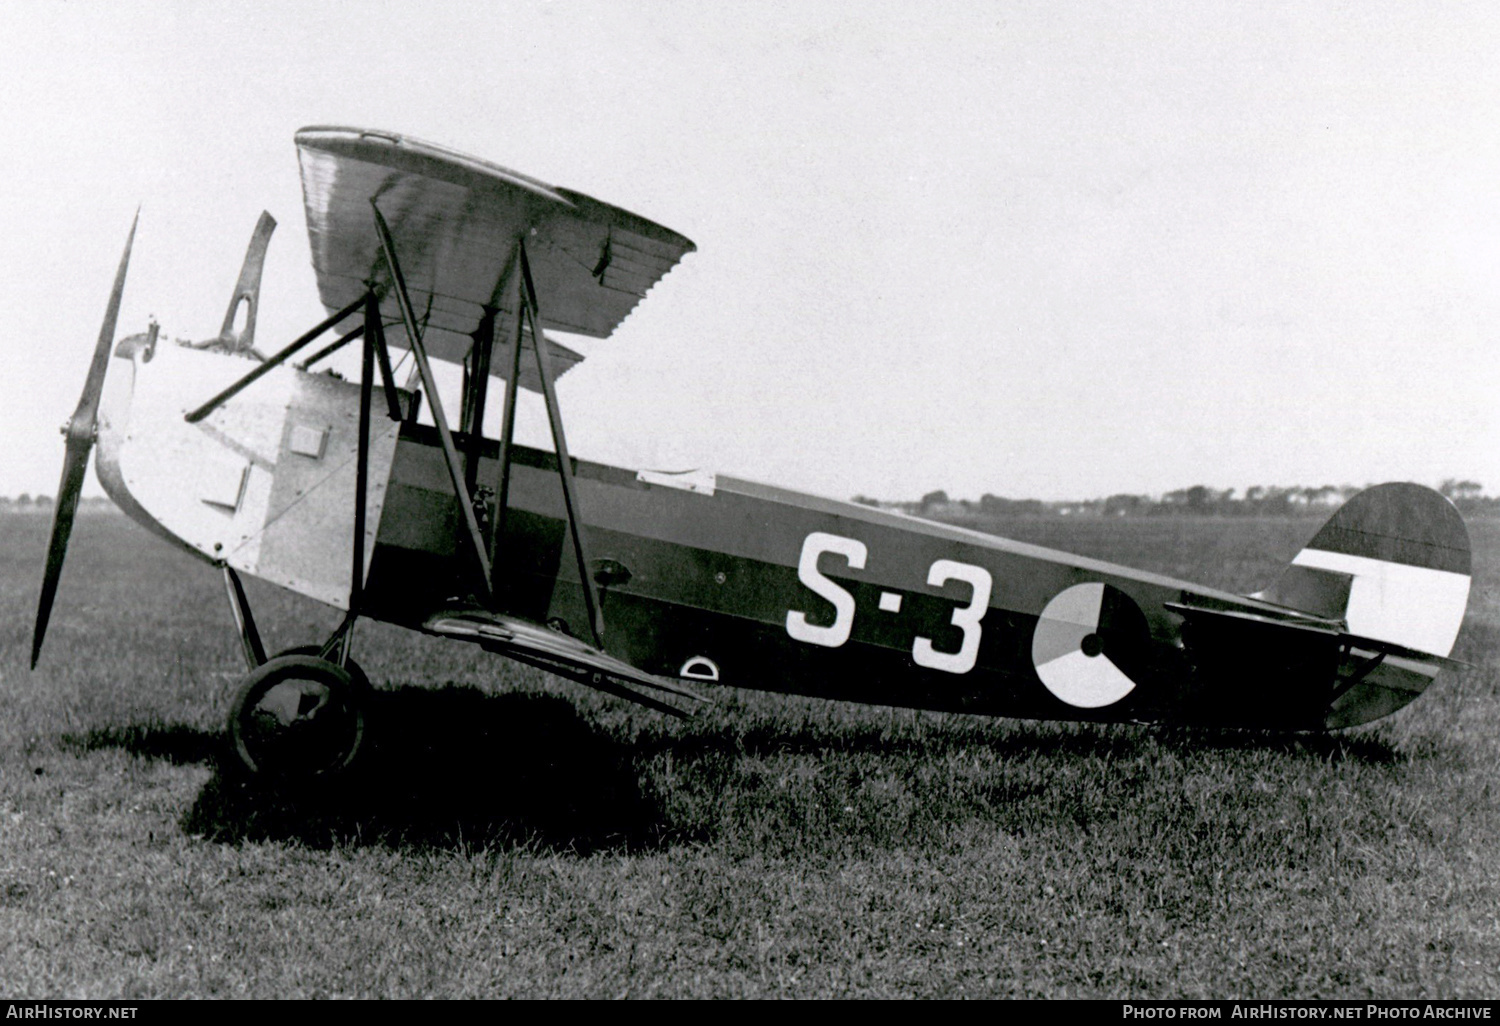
[31,211,139,669]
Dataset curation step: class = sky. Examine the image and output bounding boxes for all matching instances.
[2,0,1498,503]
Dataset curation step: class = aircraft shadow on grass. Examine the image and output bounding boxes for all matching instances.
[66,687,670,854]
[61,682,1409,855]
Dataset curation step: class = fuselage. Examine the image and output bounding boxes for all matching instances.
[95,337,1421,730]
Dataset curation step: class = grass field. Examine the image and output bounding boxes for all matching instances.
[1,510,1497,998]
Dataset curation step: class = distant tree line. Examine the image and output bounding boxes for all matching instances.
[853,479,1500,519]
[7,480,1495,520]
[0,493,54,510]
[0,494,116,514]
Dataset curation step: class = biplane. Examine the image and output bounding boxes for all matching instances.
[32,127,1473,782]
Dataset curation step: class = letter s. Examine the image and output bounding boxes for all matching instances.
[786,532,867,648]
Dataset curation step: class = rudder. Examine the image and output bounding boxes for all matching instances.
[1263,482,1471,658]
[1253,483,1471,727]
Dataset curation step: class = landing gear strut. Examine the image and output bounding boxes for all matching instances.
[212,270,399,784]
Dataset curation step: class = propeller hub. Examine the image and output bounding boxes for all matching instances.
[59,415,97,446]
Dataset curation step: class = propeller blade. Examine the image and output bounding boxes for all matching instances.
[31,211,139,668]
[75,209,138,438]
[31,435,91,669]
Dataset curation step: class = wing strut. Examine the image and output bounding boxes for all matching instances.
[297,322,365,371]
[517,239,606,647]
[370,200,494,602]
[462,308,496,495]
[490,285,527,570]
[316,288,408,667]
[362,292,406,426]
[222,565,267,670]
[184,295,366,423]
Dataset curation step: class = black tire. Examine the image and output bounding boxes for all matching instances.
[227,654,370,782]
[276,644,368,688]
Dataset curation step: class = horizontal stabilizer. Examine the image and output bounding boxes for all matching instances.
[1163,600,1468,673]
[425,610,709,718]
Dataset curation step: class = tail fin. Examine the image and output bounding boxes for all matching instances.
[1259,482,1470,657]
[1255,483,1471,726]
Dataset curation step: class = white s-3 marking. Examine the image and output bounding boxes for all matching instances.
[913,559,993,674]
[786,532,868,648]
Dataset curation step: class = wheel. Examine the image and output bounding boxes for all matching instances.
[276,644,367,686]
[226,654,370,782]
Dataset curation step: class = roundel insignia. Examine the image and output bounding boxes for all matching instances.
[1031,582,1149,708]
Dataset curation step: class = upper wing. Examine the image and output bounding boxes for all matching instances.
[296,126,696,389]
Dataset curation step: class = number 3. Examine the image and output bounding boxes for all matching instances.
[913,559,992,674]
